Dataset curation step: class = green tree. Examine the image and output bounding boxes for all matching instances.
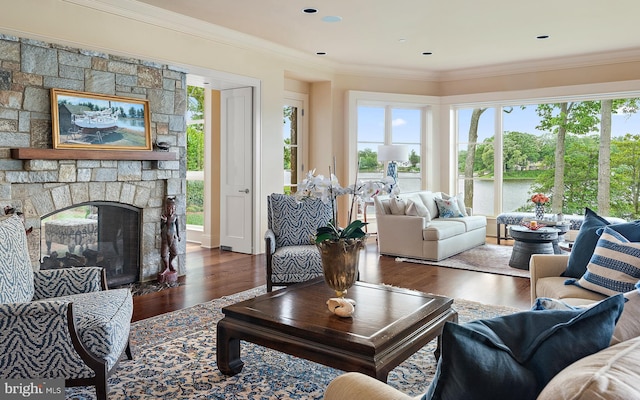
[502,131,543,172]
[187,86,204,120]
[186,124,204,171]
[536,102,600,213]
[284,137,291,169]
[408,149,420,168]
[358,148,379,170]
[611,134,640,218]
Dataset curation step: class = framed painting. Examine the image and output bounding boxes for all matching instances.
[51,89,152,150]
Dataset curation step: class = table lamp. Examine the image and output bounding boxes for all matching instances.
[377,144,409,184]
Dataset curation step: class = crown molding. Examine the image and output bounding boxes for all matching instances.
[62,0,342,74]
[62,0,640,84]
[62,0,441,82]
[438,48,640,82]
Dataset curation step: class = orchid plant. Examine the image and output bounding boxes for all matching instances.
[295,168,398,243]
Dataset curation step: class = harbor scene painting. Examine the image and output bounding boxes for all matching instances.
[51,89,152,150]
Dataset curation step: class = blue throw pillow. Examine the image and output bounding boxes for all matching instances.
[422,294,625,400]
[565,227,640,296]
[434,197,464,218]
[564,208,610,278]
[596,220,640,239]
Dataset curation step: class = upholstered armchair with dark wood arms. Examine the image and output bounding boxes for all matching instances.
[0,215,133,400]
[264,193,333,291]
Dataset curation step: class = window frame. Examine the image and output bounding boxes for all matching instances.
[347,90,438,192]
[447,84,640,217]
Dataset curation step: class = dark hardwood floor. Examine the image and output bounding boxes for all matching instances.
[132,237,530,322]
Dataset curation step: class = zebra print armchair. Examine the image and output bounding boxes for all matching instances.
[265,193,333,291]
[0,215,133,400]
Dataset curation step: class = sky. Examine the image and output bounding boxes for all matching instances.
[459,105,640,142]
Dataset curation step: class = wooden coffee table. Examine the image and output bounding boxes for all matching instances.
[217,278,457,382]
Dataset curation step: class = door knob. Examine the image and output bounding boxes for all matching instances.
[238,189,249,193]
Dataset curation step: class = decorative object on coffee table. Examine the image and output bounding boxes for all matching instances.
[531,193,550,221]
[318,238,363,317]
[295,166,396,314]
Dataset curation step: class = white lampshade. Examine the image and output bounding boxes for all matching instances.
[377,145,409,162]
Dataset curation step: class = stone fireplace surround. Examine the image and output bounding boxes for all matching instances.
[0,34,187,282]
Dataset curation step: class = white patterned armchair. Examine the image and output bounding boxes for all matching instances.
[265,194,333,291]
[0,215,133,400]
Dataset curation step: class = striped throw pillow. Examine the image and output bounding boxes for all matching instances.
[571,227,640,296]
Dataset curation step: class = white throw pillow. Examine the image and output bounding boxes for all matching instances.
[418,191,440,219]
[389,197,407,215]
[406,199,431,220]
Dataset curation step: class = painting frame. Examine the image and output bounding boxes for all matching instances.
[51,88,152,151]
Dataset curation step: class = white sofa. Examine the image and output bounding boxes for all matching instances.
[373,191,487,261]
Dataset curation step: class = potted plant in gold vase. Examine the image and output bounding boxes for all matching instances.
[295,168,398,316]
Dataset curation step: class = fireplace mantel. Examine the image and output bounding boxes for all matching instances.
[11,148,177,161]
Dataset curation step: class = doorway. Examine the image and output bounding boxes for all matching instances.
[185,71,261,254]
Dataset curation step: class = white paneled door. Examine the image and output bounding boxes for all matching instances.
[220,87,253,254]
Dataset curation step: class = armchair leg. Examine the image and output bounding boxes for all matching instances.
[125,340,133,360]
[94,367,108,400]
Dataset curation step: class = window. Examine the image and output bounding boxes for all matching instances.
[455,96,640,219]
[357,103,425,192]
[186,85,205,227]
[283,93,308,194]
[283,105,299,194]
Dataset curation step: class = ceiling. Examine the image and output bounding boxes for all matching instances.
[138,0,640,77]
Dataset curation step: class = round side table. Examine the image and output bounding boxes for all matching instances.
[508,226,559,270]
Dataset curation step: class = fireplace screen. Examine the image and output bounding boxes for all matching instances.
[40,203,141,287]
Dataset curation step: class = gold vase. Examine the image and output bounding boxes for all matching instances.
[316,238,364,298]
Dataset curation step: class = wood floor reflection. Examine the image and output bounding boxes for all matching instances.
[132,237,529,322]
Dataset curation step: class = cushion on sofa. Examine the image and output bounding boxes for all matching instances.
[566,227,640,296]
[434,197,464,218]
[535,277,607,303]
[389,196,408,215]
[405,195,431,219]
[537,335,640,400]
[532,283,640,346]
[442,215,486,232]
[423,220,466,241]
[422,294,625,400]
[418,191,441,219]
[612,283,640,344]
[440,193,468,217]
[564,208,610,279]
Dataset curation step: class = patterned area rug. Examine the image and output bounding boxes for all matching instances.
[396,243,529,278]
[66,286,519,399]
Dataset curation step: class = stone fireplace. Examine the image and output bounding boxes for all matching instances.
[0,34,187,282]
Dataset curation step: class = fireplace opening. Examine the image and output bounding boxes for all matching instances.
[40,202,141,287]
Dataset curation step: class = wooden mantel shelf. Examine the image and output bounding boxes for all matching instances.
[11,148,177,161]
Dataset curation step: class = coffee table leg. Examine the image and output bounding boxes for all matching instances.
[216,319,244,375]
[434,335,443,361]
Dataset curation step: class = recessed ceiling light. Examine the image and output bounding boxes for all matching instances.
[536,35,550,39]
[322,15,342,23]
[302,8,318,14]
[316,52,327,56]
[398,38,407,43]
[422,52,433,56]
